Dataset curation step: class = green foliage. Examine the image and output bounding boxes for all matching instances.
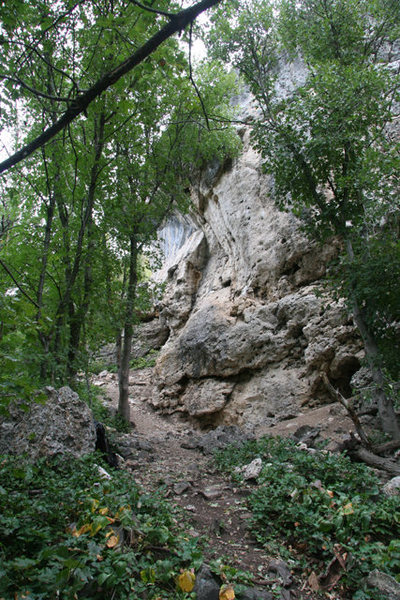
[130,349,159,370]
[331,234,400,378]
[214,436,400,594]
[73,383,132,434]
[88,361,118,375]
[0,0,241,393]
[0,453,202,599]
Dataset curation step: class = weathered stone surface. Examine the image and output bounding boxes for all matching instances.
[365,570,400,600]
[383,476,400,497]
[130,320,169,359]
[193,564,220,600]
[182,379,234,417]
[157,230,208,333]
[149,126,363,427]
[0,386,96,459]
[235,457,263,480]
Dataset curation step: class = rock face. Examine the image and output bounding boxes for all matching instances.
[0,386,96,459]
[149,129,363,430]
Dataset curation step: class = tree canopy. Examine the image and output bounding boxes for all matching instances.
[0,0,240,415]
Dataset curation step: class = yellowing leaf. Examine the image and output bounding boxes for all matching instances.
[91,498,99,513]
[106,534,120,548]
[90,522,103,536]
[72,523,91,537]
[99,507,109,516]
[177,570,196,592]
[115,504,131,519]
[342,502,354,515]
[219,585,235,600]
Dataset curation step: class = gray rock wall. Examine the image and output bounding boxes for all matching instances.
[151,130,363,431]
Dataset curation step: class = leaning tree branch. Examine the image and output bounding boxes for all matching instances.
[188,21,211,131]
[0,0,222,175]
[0,73,70,103]
[320,371,372,449]
[0,258,40,309]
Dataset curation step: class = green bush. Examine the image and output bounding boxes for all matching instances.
[73,383,131,433]
[130,349,159,370]
[214,436,400,595]
[0,454,201,599]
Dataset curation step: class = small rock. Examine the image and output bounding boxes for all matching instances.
[383,476,400,497]
[136,439,154,452]
[194,564,220,600]
[181,436,201,450]
[293,424,321,446]
[366,569,400,599]
[235,457,263,480]
[97,466,111,480]
[268,559,292,587]
[174,481,191,495]
[240,588,273,600]
[199,485,224,500]
[98,370,108,378]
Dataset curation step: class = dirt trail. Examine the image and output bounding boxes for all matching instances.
[95,367,352,599]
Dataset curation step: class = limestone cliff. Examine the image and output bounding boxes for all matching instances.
[150,129,363,432]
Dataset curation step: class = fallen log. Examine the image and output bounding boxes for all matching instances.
[348,447,400,476]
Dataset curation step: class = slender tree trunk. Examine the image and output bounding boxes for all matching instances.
[37,67,62,379]
[346,239,400,441]
[50,111,106,380]
[66,113,105,380]
[118,236,138,422]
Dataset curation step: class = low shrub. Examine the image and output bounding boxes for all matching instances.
[130,349,159,370]
[0,453,201,599]
[214,436,400,596]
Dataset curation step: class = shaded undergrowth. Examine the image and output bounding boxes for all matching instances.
[214,436,400,599]
[0,453,201,599]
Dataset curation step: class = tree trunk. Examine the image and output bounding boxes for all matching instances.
[118,236,138,422]
[346,239,400,441]
[348,447,400,476]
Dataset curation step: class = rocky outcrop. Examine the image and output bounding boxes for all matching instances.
[149,130,363,430]
[0,386,96,459]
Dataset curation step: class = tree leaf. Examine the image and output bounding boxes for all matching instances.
[106,534,119,548]
[219,584,235,600]
[177,569,196,592]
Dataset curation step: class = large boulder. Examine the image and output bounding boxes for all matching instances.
[0,386,96,459]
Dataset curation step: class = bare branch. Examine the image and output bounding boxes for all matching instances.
[188,22,210,131]
[0,73,70,103]
[0,258,40,309]
[320,371,372,449]
[0,0,222,175]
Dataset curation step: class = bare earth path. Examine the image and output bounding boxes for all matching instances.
[94,367,355,599]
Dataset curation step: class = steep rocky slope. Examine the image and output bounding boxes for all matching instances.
[149,128,364,431]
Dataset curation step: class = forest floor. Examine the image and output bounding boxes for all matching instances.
[96,366,360,600]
